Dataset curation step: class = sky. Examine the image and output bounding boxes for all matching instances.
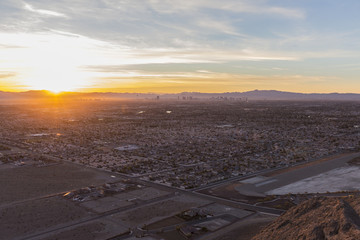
[1,0,360,93]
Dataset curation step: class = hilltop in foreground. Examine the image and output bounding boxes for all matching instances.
[252,196,360,240]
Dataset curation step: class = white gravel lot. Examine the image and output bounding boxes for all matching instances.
[267,166,360,195]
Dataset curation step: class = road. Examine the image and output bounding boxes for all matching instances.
[3,140,358,240]
[1,140,286,216]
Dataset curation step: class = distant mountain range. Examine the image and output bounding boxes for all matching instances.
[2,90,360,101]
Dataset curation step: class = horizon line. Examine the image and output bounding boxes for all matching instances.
[1,89,360,95]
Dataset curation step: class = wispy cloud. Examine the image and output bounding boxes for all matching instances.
[79,69,344,93]
[196,18,242,36]
[0,72,16,79]
[265,7,305,19]
[23,3,68,18]
[0,0,359,93]
[146,0,305,19]
[0,44,26,49]
[221,4,305,19]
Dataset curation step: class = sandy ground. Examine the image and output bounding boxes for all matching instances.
[200,203,253,219]
[145,216,185,230]
[263,153,351,177]
[0,163,115,204]
[0,161,127,240]
[112,187,170,201]
[0,197,93,240]
[38,218,129,240]
[80,196,134,213]
[80,187,171,213]
[232,152,360,197]
[267,166,360,195]
[199,213,276,240]
[119,187,170,201]
[110,195,211,228]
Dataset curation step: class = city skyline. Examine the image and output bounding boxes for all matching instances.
[1,0,360,93]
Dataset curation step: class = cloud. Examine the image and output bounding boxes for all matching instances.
[79,69,343,93]
[266,7,305,19]
[195,18,242,36]
[0,44,26,49]
[146,0,305,19]
[0,72,16,79]
[0,0,306,52]
[124,48,298,63]
[197,70,212,73]
[221,3,305,19]
[1,0,359,93]
[23,2,68,18]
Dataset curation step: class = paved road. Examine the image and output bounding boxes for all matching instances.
[7,141,355,217]
[192,152,358,192]
[235,152,360,196]
[9,141,359,240]
[1,140,283,240]
[1,140,285,216]
[20,193,176,240]
[135,177,285,215]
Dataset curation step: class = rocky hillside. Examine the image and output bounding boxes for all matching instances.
[252,196,360,240]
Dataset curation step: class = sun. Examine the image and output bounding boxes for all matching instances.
[18,34,93,93]
[24,65,89,93]
[22,54,91,93]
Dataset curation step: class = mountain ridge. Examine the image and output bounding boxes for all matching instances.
[1,90,360,101]
[252,196,360,240]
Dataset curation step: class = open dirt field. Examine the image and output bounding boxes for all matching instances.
[201,213,276,240]
[267,166,360,194]
[110,195,211,228]
[0,197,92,240]
[0,163,115,204]
[38,218,129,240]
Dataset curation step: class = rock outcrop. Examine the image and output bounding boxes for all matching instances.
[252,196,360,240]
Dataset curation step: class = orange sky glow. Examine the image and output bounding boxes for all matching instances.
[1,1,360,93]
